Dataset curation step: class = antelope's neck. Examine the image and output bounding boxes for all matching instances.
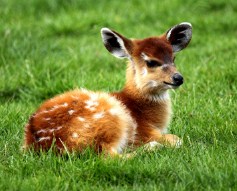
[111,61,172,137]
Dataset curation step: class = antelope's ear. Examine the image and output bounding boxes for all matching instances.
[166,22,192,52]
[101,28,132,59]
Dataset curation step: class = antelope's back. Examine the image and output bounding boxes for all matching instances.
[23,89,136,153]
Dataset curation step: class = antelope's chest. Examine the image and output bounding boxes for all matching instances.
[132,100,172,131]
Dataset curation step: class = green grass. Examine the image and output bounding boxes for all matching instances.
[0,0,237,190]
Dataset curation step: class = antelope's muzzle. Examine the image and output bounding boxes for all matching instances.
[172,73,184,86]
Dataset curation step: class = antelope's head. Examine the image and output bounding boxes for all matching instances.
[101,23,192,96]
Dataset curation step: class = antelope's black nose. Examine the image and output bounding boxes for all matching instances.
[172,73,184,86]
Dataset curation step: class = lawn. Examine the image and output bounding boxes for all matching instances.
[0,0,236,190]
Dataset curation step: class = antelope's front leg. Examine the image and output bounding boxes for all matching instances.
[147,129,182,148]
[161,134,182,148]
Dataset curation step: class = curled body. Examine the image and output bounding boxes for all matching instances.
[24,22,192,156]
[24,90,136,155]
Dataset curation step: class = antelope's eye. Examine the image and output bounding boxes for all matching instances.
[145,60,162,68]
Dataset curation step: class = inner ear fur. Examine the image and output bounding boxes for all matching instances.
[101,28,133,59]
[166,22,192,52]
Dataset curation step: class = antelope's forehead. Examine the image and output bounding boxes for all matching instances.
[135,38,173,63]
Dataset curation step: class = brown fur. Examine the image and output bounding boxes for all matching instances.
[23,23,192,156]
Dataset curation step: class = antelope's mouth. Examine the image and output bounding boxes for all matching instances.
[163,82,180,87]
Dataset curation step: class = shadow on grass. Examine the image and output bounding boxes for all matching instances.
[0,88,23,102]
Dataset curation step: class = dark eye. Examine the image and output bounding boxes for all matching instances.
[145,60,162,68]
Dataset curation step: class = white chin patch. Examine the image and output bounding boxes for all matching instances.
[166,85,174,89]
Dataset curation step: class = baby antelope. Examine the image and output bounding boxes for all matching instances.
[23,22,192,156]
